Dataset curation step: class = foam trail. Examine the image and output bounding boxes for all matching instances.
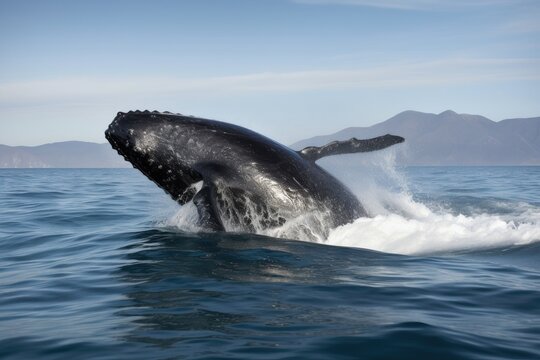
[327,195,540,255]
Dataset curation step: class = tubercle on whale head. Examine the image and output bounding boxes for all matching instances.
[105,110,195,141]
[115,110,184,118]
[106,111,178,145]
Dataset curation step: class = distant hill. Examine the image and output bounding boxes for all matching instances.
[291,110,540,165]
[0,141,129,168]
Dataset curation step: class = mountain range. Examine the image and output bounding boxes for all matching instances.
[291,110,540,165]
[0,141,129,168]
[1,110,539,167]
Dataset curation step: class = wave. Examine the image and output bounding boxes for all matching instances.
[165,150,540,256]
[327,193,540,255]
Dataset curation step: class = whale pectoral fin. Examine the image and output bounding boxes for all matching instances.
[193,184,224,231]
[297,134,405,161]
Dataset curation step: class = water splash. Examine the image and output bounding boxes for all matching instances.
[165,190,333,243]
[319,150,540,255]
[326,194,540,255]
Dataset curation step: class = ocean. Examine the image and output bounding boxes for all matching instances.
[1,163,539,359]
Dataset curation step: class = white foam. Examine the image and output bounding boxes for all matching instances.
[326,193,540,255]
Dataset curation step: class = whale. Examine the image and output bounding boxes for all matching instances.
[105,111,404,239]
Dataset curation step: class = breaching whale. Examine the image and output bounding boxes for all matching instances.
[105,111,404,239]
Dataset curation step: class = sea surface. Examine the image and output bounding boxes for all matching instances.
[1,165,539,359]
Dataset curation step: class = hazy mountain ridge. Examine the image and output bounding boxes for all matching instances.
[292,110,540,165]
[0,141,129,168]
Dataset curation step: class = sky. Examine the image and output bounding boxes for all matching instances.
[0,0,539,146]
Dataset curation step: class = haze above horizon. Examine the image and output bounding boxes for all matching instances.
[1,0,539,146]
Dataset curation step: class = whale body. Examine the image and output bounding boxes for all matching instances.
[105,111,404,239]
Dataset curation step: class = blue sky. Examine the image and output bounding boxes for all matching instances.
[0,0,539,145]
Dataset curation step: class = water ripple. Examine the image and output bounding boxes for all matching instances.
[0,168,539,359]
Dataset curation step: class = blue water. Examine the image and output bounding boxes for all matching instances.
[1,167,539,359]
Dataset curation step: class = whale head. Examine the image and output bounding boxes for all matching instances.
[105,110,210,203]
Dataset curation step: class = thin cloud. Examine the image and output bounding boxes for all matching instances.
[503,14,540,33]
[0,58,538,105]
[293,0,525,11]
